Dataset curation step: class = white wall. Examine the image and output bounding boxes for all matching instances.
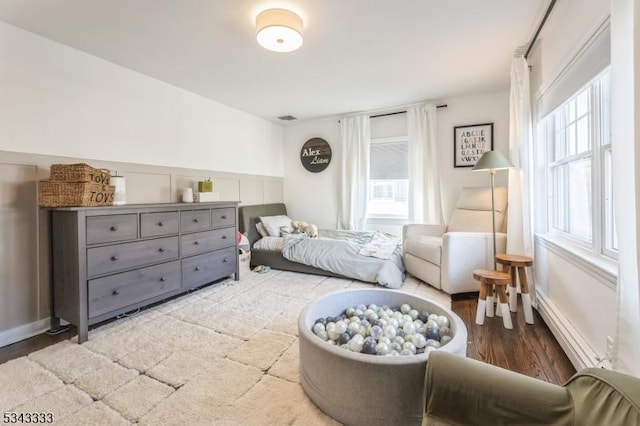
[0,21,285,347]
[0,22,284,177]
[528,0,615,369]
[436,91,510,219]
[283,89,510,234]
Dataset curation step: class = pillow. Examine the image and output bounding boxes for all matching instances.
[253,236,285,251]
[259,215,293,237]
[256,222,269,238]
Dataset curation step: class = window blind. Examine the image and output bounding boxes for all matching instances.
[540,22,610,117]
[370,141,408,179]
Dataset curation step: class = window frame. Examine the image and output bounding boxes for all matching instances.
[541,68,616,261]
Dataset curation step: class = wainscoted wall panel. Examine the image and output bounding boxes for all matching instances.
[125,171,172,204]
[240,178,266,206]
[264,180,284,204]
[0,163,39,330]
[0,150,283,347]
[213,177,241,202]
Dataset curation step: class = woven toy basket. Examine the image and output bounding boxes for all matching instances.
[38,181,115,207]
[50,163,111,185]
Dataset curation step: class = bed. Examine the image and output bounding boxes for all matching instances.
[238,203,405,288]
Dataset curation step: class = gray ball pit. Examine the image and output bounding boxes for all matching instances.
[298,288,467,426]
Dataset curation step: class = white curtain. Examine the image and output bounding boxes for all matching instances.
[337,115,370,230]
[611,0,640,376]
[407,104,443,224]
[507,53,535,295]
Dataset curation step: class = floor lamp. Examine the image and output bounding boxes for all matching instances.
[471,150,514,270]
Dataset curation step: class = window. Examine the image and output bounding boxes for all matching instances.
[368,137,408,218]
[539,69,615,258]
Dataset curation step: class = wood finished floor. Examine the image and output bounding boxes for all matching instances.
[0,295,576,385]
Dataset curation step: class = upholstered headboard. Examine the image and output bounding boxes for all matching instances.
[238,203,288,245]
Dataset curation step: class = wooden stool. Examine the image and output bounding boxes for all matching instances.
[496,253,534,324]
[473,269,513,329]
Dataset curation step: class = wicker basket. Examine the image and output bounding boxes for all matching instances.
[38,181,115,207]
[50,163,111,185]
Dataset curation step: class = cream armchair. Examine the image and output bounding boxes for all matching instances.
[402,186,507,294]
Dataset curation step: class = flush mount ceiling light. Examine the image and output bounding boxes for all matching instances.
[256,8,303,52]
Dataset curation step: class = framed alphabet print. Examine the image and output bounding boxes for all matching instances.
[453,123,493,167]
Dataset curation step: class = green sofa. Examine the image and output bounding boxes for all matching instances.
[425,351,640,425]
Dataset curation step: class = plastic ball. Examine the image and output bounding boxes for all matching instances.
[349,338,364,353]
[400,303,411,314]
[428,313,439,322]
[338,332,351,345]
[436,315,450,328]
[371,319,383,328]
[400,349,413,356]
[390,342,402,352]
[383,325,397,339]
[334,320,348,334]
[426,327,440,340]
[346,307,356,317]
[388,350,400,356]
[375,342,390,355]
[426,339,441,349]
[312,323,325,335]
[348,322,361,333]
[392,336,405,345]
[316,330,329,341]
[402,321,416,335]
[419,311,430,322]
[361,340,377,355]
[439,326,451,337]
[413,334,427,349]
[402,341,417,355]
[378,336,391,345]
[369,325,383,340]
[356,304,367,311]
[409,309,419,320]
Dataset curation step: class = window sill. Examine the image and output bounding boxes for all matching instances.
[535,233,617,289]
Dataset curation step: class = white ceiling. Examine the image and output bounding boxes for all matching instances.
[0,0,548,123]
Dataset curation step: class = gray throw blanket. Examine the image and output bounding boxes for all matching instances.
[281,229,405,288]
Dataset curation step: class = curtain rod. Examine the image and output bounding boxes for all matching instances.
[524,0,557,59]
[370,104,448,119]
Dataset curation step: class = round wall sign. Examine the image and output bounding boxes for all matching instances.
[300,138,332,173]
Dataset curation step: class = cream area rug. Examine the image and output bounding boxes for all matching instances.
[0,270,450,425]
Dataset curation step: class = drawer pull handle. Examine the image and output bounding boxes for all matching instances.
[158,248,165,253]
[112,290,120,296]
[158,222,164,227]
[195,266,201,271]
[193,218,199,223]
[223,258,228,263]
[160,277,166,282]
[111,256,118,261]
[221,215,227,219]
[194,241,200,245]
[222,235,227,240]
[110,225,118,231]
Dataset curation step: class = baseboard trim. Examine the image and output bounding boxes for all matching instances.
[536,288,601,370]
[0,318,50,348]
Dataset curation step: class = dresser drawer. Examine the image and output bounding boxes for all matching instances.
[180,227,235,257]
[182,247,236,288]
[86,214,138,245]
[87,236,179,277]
[141,211,179,237]
[181,209,210,233]
[88,260,180,318]
[211,208,235,228]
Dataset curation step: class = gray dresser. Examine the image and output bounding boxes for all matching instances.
[50,201,239,343]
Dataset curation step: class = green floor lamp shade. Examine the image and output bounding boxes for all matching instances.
[472,150,514,269]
